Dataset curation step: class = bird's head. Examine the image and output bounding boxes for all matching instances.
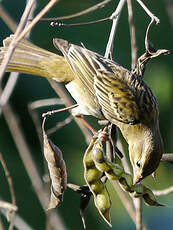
[129,125,163,184]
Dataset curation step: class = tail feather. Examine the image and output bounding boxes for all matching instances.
[0,35,74,82]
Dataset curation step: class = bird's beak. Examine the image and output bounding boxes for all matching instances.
[133,172,143,185]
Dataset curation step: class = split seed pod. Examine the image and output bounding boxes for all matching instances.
[83,138,112,226]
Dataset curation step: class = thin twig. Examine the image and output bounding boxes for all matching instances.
[161,153,173,163]
[127,0,137,70]
[0,0,36,84]
[153,186,173,196]
[0,154,16,206]
[0,3,17,32]
[164,0,173,28]
[51,16,110,27]
[0,153,17,230]
[29,98,64,110]
[42,104,78,117]
[47,115,73,136]
[41,0,112,21]
[0,203,35,230]
[134,198,143,230]
[105,0,127,58]
[15,0,59,44]
[28,98,66,144]
[0,201,17,212]
[136,0,160,24]
[0,72,18,116]
[0,218,5,230]
[0,0,37,117]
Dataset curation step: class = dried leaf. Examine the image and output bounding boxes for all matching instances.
[43,132,67,210]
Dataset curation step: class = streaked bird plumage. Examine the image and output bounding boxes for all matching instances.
[0,35,163,183]
[53,38,163,184]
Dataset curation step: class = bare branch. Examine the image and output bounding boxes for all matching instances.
[47,115,73,136]
[105,0,127,58]
[164,0,173,27]
[161,153,173,163]
[0,0,36,84]
[0,205,35,230]
[29,98,64,110]
[153,186,173,196]
[0,201,17,212]
[136,0,160,24]
[0,154,16,206]
[0,1,36,117]
[127,0,137,70]
[134,198,143,230]
[41,0,112,21]
[0,3,17,32]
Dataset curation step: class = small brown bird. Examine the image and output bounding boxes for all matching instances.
[0,36,164,183]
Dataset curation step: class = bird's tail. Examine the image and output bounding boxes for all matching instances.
[0,35,74,82]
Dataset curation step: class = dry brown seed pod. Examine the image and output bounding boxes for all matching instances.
[43,132,67,210]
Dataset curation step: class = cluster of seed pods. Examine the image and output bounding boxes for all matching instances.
[83,135,162,226]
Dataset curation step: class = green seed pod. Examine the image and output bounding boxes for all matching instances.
[131,184,144,198]
[83,137,112,226]
[85,167,102,183]
[142,187,163,206]
[92,141,123,180]
[119,172,133,192]
[95,189,111,226]
[90,180,105,194]
[132,184,163,206]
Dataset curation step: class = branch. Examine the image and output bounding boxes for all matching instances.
[161,153,173,163]
[0,202,34,230]
[127,0,137,70]
[136,0,160,24]
[134,198,143,230]
[0,3,17,32]
[105,0,127,58]
[164,0,173,28]
[153,186,173,196]
[41,0,112,21]
[0,0,37,117]
[0,154,16,206]
[0,0,36,84]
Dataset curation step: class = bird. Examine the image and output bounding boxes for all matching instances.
[0,35,163,184]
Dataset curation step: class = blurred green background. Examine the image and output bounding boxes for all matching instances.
[0,0,173,229]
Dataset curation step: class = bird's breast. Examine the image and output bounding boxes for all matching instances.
[65,79,103,118]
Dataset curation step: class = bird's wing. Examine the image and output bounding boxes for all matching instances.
[94,69,141,124]
[53,39,96,99]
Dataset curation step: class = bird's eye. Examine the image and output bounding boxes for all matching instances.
[136,160,141,168]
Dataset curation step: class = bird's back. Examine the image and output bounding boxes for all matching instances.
[54,39,159,126]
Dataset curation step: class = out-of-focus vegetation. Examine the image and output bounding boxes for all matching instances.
[0,0,173,229]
